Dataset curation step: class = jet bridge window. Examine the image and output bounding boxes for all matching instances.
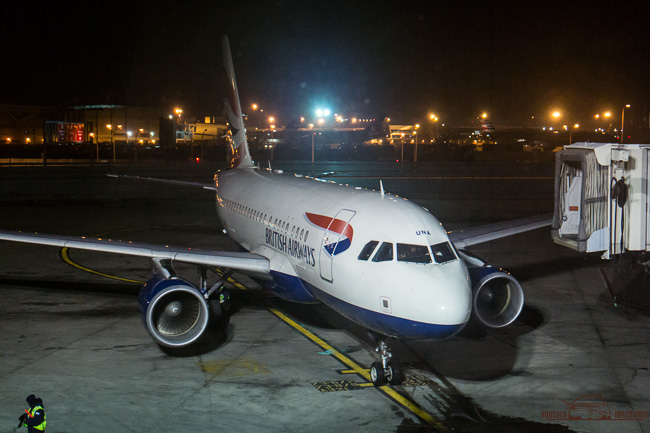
[397,244,432,264]
[358,240,379,260]
[430,242,457,264]
[372,242,394,262]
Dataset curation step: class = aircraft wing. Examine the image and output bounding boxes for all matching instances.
[107,174,217,191]
[447,214,552,249]
[0,230,269,274]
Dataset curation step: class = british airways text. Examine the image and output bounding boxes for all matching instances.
[265,228,316,267]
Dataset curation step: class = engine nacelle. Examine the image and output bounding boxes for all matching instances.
[459,251,524,328]
[138,277,210,348]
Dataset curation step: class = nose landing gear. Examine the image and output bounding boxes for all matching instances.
[370,340,402,386]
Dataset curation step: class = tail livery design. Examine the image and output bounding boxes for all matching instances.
[480,120,495,132]
[222,36,254,169]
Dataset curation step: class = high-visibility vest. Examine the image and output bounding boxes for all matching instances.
[26,405,47,431]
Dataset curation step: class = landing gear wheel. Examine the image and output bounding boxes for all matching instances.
[370,361,386,386]
[208,299,229,328]
[386,361,402,385]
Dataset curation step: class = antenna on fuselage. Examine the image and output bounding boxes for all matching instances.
[380,180,385,198]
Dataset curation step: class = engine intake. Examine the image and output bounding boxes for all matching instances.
[460,251,524,328]
[138,278,210,347]
[471,269,524,327]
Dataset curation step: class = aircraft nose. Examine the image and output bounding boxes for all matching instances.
[407,273,472,326]
[432,276,472,324]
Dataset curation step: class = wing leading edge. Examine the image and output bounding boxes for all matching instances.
[447,214,552,249]
[0,230,269,274]
[106,174,217,191]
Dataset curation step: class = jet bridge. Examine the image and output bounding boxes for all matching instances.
[552,142,650,260]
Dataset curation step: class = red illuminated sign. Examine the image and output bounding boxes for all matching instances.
[56,123,85,142]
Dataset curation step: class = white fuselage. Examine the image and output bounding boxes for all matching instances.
[216,167,472,339]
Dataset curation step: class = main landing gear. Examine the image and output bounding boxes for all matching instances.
[369,340,402,386]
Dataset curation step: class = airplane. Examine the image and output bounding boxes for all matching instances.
[480,120,495,133]
[0,36,551,386]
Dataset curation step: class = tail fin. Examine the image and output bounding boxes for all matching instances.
[480,120,495,133]
[222,36,255,169]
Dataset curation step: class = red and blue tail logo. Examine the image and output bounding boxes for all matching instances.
[480,120,495,132]
[306,212,354,256]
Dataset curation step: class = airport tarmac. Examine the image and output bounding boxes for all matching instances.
[0,161,649,433]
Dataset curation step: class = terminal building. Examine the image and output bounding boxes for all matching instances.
[1,104,170,145]
[0,103,227,161]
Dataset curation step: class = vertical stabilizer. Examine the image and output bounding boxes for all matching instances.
[222,36,255,169]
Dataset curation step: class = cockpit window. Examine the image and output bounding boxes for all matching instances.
[358,241,379,261]
[430,242,457,264]
[397,244,432,264]
[372,242,394,262]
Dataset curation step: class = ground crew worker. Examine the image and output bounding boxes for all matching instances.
[18,394,46,432]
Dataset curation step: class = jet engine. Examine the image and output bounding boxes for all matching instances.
[459,251,524,328]
[137,277,211,347]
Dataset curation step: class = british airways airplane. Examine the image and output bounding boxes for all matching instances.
[0,37,550,386]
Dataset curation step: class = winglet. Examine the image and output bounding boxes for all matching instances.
[222,36,255,169]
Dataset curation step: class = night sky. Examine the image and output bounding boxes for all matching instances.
[2,0,649,126]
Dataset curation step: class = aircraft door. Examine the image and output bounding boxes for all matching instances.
[319,209,356,282]
[560,175,582,236]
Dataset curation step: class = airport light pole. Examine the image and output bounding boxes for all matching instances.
[89,132,97,161]
[413,124,420,163]
[569,124,579,145]
[429,113,439,144]
[202,129,207,161]
[107,124,115,162]
[621,104,630,144]
[413,131,417,163]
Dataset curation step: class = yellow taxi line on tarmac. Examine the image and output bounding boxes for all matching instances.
[59,247,144,284]
[267,307,444,428]
[225,275,248,290]
[214,269,248,290]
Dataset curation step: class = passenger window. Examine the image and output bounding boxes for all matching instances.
[300,229,304,240]
[358,241,379,261]
[430,242,457,264]
[397,244,432,264]
[372,242,394,262]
